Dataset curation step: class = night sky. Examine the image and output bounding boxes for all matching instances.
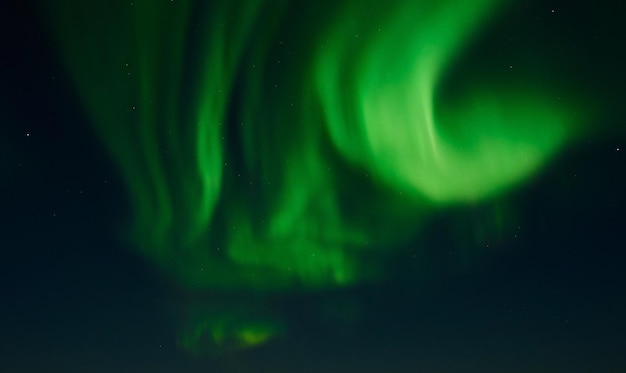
[2,1,626,372]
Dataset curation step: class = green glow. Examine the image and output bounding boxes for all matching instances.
[316,0,575,202]
[40,0,585,353]
[178,301,283,354]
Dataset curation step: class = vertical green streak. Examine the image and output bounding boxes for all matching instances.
[130,1,191,249]
[193,1,262,243]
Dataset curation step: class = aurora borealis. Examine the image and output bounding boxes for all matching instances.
[36,0,590,351]
[42,0,583,285]
[3,0,626,370]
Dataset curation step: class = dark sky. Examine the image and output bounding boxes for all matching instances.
[2,1,625,372]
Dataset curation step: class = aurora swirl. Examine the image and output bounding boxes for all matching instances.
[40,0,585,351]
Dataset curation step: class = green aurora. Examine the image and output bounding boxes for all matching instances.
[40,0,587,351]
